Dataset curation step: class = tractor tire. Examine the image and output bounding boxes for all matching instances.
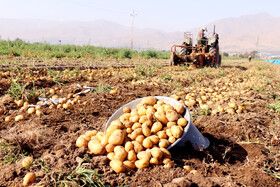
[218,55,222,67]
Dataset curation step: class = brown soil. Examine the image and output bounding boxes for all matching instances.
[0,59,279,187]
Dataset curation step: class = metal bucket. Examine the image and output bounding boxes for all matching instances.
[105,96,210,150]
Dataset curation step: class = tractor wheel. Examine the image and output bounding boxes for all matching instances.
[217,55,222,67]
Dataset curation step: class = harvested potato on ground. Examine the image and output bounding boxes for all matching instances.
[151,147,163,159]
[76,136,89,148]
[110,160,126,173]
[85,130,98,138]
[135,159,149,169]
[133,141,144,153]
[88,141,106,155]
[123,160,135,169]
[135,135,145,144]
[149,135,160,144]
[105,144,115,153]
[106,124,123,136]
[158,139,170,148]
[108,129,125,145]
[157,130,168,139]
[142,126,152,137]
[160,148,172,159]
[22,156,34,168]
[23,172,36,187]
[107,152,115,160]
[113,146,127,161]
[124,141,134,152]
[127,150,137,162]
[142,138,153,149]
[150,157,160,165]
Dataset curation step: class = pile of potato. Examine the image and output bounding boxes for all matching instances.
[76,96,188,173]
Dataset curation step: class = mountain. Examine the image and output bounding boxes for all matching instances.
[0,13,279,55]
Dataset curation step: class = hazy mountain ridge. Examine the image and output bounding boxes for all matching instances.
[0,13,279,54]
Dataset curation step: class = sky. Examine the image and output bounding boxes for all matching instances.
[0,0,280,32]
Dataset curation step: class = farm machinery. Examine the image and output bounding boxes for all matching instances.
[170,26,221,68]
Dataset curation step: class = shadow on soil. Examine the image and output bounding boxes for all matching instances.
[170,133,248,166]
[221,65,247,71]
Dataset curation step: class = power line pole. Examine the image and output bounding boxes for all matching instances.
[130,10,137,50]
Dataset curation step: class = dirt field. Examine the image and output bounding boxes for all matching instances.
[0,58,279,186]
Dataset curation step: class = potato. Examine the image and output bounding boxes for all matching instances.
[135,135,145,144]
[157,130,167,139]
[5,116,12,122]
[110,160,126,173]
[150,157,160,165]
[23,172,36,187]
[85,130,98,138]
[133,141,144,153]
[168,136,176,144]
[160,148,172,159]
[105,144,115,153]
[158,139,170,148]
[81,134,91,142]
[27,107,36,114]
[177,118,188,127]
[131,108,138,116]
[138,107,147,116]
[151,147,163,159]
[123,106,131,113]
[124,141,134,152]
[76,136,88,148]
[132,122,142,130]
[130,114,140,123]
[100,134,110,146]
[183,165,192,173]
[123,121,133,128]
[142,120,152,128]
[137,151,151,161]
[22,156,34,168]
[156,106,165,113]
[149,135,159,144]
[154,112,168,124]
[96,132,105,141]
[113,146,127,161]
[107,152,115,160]
[88,141,106,155]
[146,113,153,120]
[108,129,125,145]
[106,123,123,136]
[171,125,183,138]
[141,96,157,105]
[166,129,173,137]
[126,128,132,134]
[129,128,142,140]
[146,107,156,114]
[123,160,136,169]
[164,160,175,168]
[0,108,4,115]
[127,150,137,162]
[142,126,152,137]
[90,136,100,143]
[135,159,149,169]
[142,138,153,149]
[119,113,131,122]
[166,110,180,122]
[139,115,148,123]
[175,105,185,114]
[151,121,163,133]
[15,114,24,122]
[162,158,171,165]
[156,100,165,105]
[163,104,174,113]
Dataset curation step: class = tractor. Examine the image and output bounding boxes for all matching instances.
[170,26,221,68]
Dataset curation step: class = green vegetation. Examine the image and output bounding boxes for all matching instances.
[268,101,280,113]
[0,140,25,164]
[0,39,169,59]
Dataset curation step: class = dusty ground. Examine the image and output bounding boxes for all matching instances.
[0,58,279,186]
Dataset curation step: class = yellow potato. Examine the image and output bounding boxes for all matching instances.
[135,135,145,144]
[163,104,174,113]
[141,96,157,105]
[137,150,152,161]
[166,110,180,122]
[23,172,36,187]
[85,130,98,138]
[150,157,160,165]
[108,129,125,145]
[107,152,115,160]
[123,106,131,113]
[135,159,149,169]
[142,120,152,128]
[129,114,140,123]
[127,150,137,162]
[146,113,153,120]
[126,128,133,134]
[149,135,159,144]
[142,126,152,137]
[142,138,153,149]
[139,115,148,123]
[123,160,135,169]
[157,130,167,139]
[146,107,156,114]
[138,107,147,116]
[106,124,122,137]
[110,160,126,173]
[88,141,106,155]
[162,158,171,165]
[156,100,164,105]
[151,121,163,133]
[96,132,105,141]
[158,139,170,148]
[76,136,88,148]
[168,136,176,144]
[175,105,185,114]
[131,108,138,116]
[166,129,173,137]
[171,125,183,138]
[22,156,34,168]
[132,122,142,130]
[100,134,110,146]
[129,128,143,140]
[151,147,163,159]
[160,148,172,159]
[123,121,133,128]
[113,146,127,161]
[154,112,168,124]
[177,118,188,127]
[105,144,115,153]
[124,141,134,152]
[133,141,144,153]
